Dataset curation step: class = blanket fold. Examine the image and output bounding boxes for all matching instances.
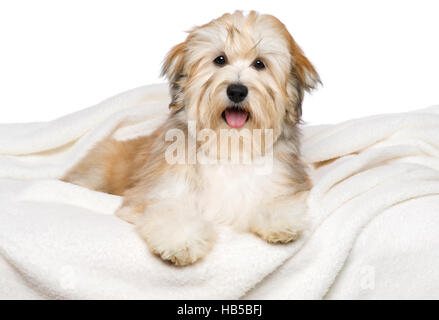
[1,84,438,299]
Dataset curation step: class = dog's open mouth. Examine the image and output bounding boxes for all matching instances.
[222,107,249,128]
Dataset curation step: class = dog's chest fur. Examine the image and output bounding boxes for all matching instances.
[198,163,271,226]
[157,157,287,229]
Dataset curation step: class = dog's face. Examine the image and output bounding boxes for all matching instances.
[162,11,319,141]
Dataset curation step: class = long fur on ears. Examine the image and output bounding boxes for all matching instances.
[267,15,321,120]
[161,42,187,112]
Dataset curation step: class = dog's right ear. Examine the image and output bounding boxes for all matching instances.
[161,41,187,113]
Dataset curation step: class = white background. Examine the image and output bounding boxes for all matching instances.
[0,0,438,125]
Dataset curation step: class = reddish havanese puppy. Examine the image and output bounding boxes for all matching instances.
[63,10,320,266]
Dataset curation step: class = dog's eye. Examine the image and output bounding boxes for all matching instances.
[213,55,227,66]
[253,59,265,70]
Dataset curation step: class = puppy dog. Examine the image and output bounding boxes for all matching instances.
[63,10,320,266]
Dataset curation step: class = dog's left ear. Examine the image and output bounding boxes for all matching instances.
[291,49,320,92]
[286,37,321,121]
[161,41,187,113]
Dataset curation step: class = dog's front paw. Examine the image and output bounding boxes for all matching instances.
[252,220,303,244]
[136,207,216,266]
[250,194,309,244]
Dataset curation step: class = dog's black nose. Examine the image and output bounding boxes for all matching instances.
[227,84,248,103]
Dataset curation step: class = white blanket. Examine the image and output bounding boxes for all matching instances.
[1,84,439,299]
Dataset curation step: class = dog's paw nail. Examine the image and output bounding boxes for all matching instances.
[259,229,301,244]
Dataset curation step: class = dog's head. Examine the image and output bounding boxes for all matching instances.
[162,10,320,140]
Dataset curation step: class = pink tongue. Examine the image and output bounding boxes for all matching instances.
[225,108,248,128]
